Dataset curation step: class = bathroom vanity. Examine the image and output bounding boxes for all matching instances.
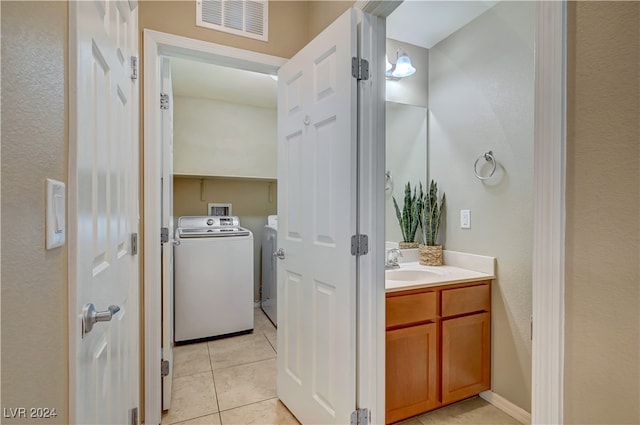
[385,257,493,424]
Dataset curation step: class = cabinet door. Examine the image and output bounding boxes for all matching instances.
[386,323,438,424]
[441,312,491,404]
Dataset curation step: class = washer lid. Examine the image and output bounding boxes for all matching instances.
[177,216,250,238]
[178,227,251,238]
[178,215,240,229]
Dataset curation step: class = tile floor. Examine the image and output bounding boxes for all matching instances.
[396,397,522,425]
[163,308,521,425]
[162,308,298,425]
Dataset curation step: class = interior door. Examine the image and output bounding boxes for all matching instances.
[276,8,358,424]
[161,57,175,410]
[70,0,139,423]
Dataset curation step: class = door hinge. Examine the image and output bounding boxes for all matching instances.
[161,227,169,244]
[350,408,370,425]
[351,234,369,256]
[130,233,138,256]
[129,407,139,425]
[161,359,170,377]
[130,56,138,80]
[352,57,369,81]
[160,93,169,110]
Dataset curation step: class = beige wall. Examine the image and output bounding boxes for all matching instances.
[1,2,69,423]
[307,1,354,40]
[139,0,308,59]
[564,2,640,423]
[428,2,535,411]
[173,177,277,300]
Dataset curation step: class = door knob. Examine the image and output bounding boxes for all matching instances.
[273,248,285,260]
[82,303,121,334]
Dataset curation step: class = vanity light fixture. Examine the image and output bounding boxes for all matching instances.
[385,54,393,73]
[386,48,416,79]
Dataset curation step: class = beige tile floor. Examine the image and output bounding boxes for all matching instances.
[396,396,522,425]
[162,308,296,425]
[163,308,521,425]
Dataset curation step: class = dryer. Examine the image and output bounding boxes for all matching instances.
[261,215,278,326]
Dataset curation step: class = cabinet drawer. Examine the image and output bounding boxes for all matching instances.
[386,292,437,328]
[441,284,490,317]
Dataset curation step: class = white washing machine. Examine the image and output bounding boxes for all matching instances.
[174,216,254,343]
[261,215,278,326]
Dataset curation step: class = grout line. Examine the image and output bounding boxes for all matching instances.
[260,331,277,354]
[212,355,277,373]
[169,411,219,425]
[218,396,280,414]
[207,343,223,416]
[172,344,213,380]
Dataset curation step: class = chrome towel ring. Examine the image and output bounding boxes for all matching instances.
[474,151,497,180]
[385,171,393,191]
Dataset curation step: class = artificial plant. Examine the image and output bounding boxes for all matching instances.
[393,182,423,243]
[420,180,446,246]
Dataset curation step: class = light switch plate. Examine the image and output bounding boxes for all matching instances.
[46,179,66,249]
[460,209,471,229]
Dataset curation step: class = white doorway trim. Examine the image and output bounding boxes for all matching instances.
[531,2,566,423]
[358,0,567,423]
[353,8,387,425]
[142,29,286,425]
[143,1,568,420]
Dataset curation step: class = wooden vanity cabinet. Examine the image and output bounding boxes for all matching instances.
[385,281,491,424]
[385,291,438,424]
[441,285,491,404]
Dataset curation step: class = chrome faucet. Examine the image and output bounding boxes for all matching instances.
[385,248,403,269]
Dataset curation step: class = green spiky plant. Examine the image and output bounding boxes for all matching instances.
[420,180,446,246]
[393,182,423,243]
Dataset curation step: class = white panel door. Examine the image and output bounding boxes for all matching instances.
[70,0,139,423]
[277,8,358,424]
[161,57,175,410]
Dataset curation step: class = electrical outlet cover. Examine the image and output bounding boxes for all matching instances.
[460,209,471,229]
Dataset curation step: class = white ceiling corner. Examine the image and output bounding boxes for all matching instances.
[387,1,499,49]
[170,57,277,109]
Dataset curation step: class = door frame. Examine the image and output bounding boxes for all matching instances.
[143,0,567,422]
[358,0,567,423]
[142,29,286,425]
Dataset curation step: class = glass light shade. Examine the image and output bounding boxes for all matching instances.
[392,53,416,78]
[385,55,393,72]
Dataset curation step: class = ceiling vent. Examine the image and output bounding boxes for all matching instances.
[196,0,268,42]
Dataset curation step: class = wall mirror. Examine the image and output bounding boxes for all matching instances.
[385,101,428,244]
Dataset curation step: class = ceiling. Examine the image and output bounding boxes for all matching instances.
[171,1,498,104]
[171,58,277,108]
[387,1,498,49]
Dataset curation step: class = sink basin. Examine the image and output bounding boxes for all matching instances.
[385,269,443,282]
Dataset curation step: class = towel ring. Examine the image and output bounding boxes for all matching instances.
[474,151,497,180]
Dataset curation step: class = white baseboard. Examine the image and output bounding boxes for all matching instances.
[479,391,531,424]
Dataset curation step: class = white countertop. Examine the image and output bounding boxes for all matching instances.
[385,262,495,292]
[384,249,496,293]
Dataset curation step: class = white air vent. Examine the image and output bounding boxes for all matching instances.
[196,0,268,42]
